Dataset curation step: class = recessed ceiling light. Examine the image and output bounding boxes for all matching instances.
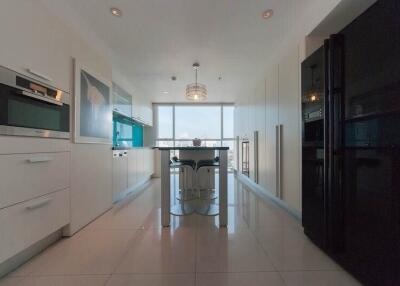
[110,7,122,17]
[262,9,273,20]
[162,91,169,94]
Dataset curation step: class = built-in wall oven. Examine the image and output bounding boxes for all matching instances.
[0,66,70,139]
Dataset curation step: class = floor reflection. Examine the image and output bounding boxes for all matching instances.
[0,175,360,286]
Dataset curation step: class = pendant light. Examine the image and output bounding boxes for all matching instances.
[185,63,207,101]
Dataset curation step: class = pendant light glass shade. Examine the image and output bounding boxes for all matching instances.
[185,63,207,101]
[185,83,207,101]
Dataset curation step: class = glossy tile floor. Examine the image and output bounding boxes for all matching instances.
[0,175,361,286]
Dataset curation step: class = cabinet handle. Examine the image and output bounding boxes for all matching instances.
[25,198,52,210]
[276,124,283,198]
[27,157,53,163]
[254,131,259,184]
[15,90,63,106]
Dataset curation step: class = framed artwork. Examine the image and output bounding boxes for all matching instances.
[74,59,112,144]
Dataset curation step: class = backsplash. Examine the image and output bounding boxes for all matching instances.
[113,112,143,148]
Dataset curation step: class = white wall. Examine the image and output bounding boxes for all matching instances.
[0,0,119,234]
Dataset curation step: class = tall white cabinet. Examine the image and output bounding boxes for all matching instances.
[277,44,301,210]
[235,44,302,213]
[265,65,279,198]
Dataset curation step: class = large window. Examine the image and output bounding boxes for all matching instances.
[175,105,221,139]
[223,105,234,138]
[154,104,235,170]
[157,105,173,139]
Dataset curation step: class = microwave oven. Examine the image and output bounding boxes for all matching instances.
[0,66,70,139]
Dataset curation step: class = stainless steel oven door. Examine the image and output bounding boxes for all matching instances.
[0,84,70,139]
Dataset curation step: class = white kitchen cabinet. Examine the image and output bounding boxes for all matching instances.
[125,148,155,198]
[0,1,112,94]
[112,151,128,201]
[148,148,154,177]
[262,50,301,209]
[235,93,249,175]
[143,148,154,178]
[278,44,301,210]
[0,213,3,262]
[0,189,70,264]
[254,80,267,189]
[248,87,257,181]
[235,45,302,212]
[136,149,143,184]
[0,137,70,155]
[127,149,138,190]
[0,152,70,209]
[142,104,153,127]
[132,94,153,126]
[68,144,113,235]
[137,149,146,184]
[265,65,279,197]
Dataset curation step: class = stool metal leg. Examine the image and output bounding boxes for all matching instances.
[198,167,218,201]
[176,167,196,201]
[195,165,220,216]
[170,165,195,216]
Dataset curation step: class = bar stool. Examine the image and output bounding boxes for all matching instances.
[169,157,196,216]
[195,156,220,216]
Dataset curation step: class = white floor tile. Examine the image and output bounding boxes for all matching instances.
[196,272,285,286]
[0,275,109,286]
[256,226,340,271]
[0,175,359,286]
[196,227,276,273]
[105,273,195,286]
[280,270,361,286]
[12,229,138,275]
[114,228,196,274]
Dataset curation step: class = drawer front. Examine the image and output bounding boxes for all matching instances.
[0,152,70,209]
[0,189,70,263]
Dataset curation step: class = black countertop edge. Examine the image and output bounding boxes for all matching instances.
[112,146,153,150]
[155,147,229,150]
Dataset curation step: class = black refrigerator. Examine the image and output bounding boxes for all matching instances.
[301,0,400,285]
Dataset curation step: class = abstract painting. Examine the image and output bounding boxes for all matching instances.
[74,59,112,143]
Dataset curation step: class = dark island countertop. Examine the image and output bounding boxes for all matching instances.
[155,146,229,150]
[112,146,154,150]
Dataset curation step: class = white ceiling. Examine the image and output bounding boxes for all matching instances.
[42,0,297,103]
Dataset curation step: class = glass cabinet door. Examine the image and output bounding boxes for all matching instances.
[112,83,132,117]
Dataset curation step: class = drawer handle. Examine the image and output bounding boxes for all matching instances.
[25,198,52,210]
[27,157,53,163]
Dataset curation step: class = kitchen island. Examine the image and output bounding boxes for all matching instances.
[156,146,229,227]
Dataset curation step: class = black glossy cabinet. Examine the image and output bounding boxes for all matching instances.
[302,1,400,285]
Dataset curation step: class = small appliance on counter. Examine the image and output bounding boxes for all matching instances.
[0,66,70,139]
[192,138,201,146]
